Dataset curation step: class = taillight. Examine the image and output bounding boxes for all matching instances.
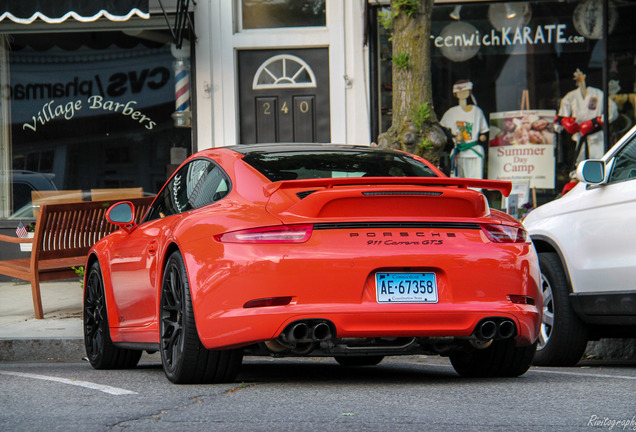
[480,224,528,243]
[215,224,313,244]
[244,297,293,308]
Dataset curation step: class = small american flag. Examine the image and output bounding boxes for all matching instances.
[16,222,28,238]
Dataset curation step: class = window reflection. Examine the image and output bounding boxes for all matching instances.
[242,0,326,30]
[0,31,191,219]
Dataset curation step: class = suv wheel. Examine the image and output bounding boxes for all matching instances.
[533,252,588,366]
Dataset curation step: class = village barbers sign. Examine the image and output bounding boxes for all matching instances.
[22,96,157,132]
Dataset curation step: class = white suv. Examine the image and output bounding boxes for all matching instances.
[523,125,636,366]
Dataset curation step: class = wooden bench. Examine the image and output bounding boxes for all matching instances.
[0,197,154,319]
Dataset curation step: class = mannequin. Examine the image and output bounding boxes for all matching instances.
[440,80,489,179]
[555,69,618,163]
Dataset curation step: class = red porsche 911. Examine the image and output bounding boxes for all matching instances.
[84,144,542,384]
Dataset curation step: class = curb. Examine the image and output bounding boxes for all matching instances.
[1,337,634,363]
[586,338,636,361]
[0,338,85,362]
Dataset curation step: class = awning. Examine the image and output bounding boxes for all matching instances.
[0,0,149,24]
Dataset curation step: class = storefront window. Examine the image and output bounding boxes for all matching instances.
[374,0,635,204]
[0,30,192,219]
[241,0,326,30]
[607,0,636,144]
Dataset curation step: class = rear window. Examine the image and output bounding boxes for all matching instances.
[242,149,438,182]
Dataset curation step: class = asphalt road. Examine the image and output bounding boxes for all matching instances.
[1,355,634,432]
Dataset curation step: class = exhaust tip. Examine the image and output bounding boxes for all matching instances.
[290,323,310,341]
[498,320,516,339]
[476,320,497,341]
[312,322,332,341]
[281,319,336,344]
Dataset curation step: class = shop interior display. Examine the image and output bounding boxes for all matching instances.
[556,68,618,166]
[375,0,636,204]
[440,80,489,179]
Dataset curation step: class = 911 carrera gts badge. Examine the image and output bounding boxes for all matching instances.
[367,239,443,246]
[351,231,454,246]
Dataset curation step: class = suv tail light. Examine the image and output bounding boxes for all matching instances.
[480,224,528,243]
[215,224,313,244]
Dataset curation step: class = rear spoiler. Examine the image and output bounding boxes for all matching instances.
[263,177,512,197]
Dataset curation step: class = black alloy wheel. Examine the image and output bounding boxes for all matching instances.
[83,261,141,369]
[160,250,243,384]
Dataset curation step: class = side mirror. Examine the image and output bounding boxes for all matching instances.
[106,202,137,233]
[576,160,605,185]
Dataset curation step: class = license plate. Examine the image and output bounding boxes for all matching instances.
[375,272,438,303]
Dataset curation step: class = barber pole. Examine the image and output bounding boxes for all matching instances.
[171,43,191,127]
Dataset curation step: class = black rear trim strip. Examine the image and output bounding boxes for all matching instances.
[362,191,442,196]
[313,222,480,230]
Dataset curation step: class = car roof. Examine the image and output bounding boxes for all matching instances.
[0,170,57,190]
[225,143,407,156]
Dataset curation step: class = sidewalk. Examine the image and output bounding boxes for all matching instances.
[0,280,84,361]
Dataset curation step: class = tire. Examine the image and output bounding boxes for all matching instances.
[334,356,385,367]
[84,261,142,369]
[449,340,536,378]
[533,252,588,366]
[160,251,243,384]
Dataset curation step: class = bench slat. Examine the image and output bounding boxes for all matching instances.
[0,257,85,273]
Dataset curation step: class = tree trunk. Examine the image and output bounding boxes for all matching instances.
[377,0,446,165]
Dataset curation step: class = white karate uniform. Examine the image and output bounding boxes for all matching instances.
[558,86,618,161]
[440,105,489,179]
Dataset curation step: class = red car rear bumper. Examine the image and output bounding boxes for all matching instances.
[196,303,541,350]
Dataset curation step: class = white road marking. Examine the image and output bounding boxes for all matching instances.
[0,370,138,395]
[402,361,636,380]
[530,368,636,381]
